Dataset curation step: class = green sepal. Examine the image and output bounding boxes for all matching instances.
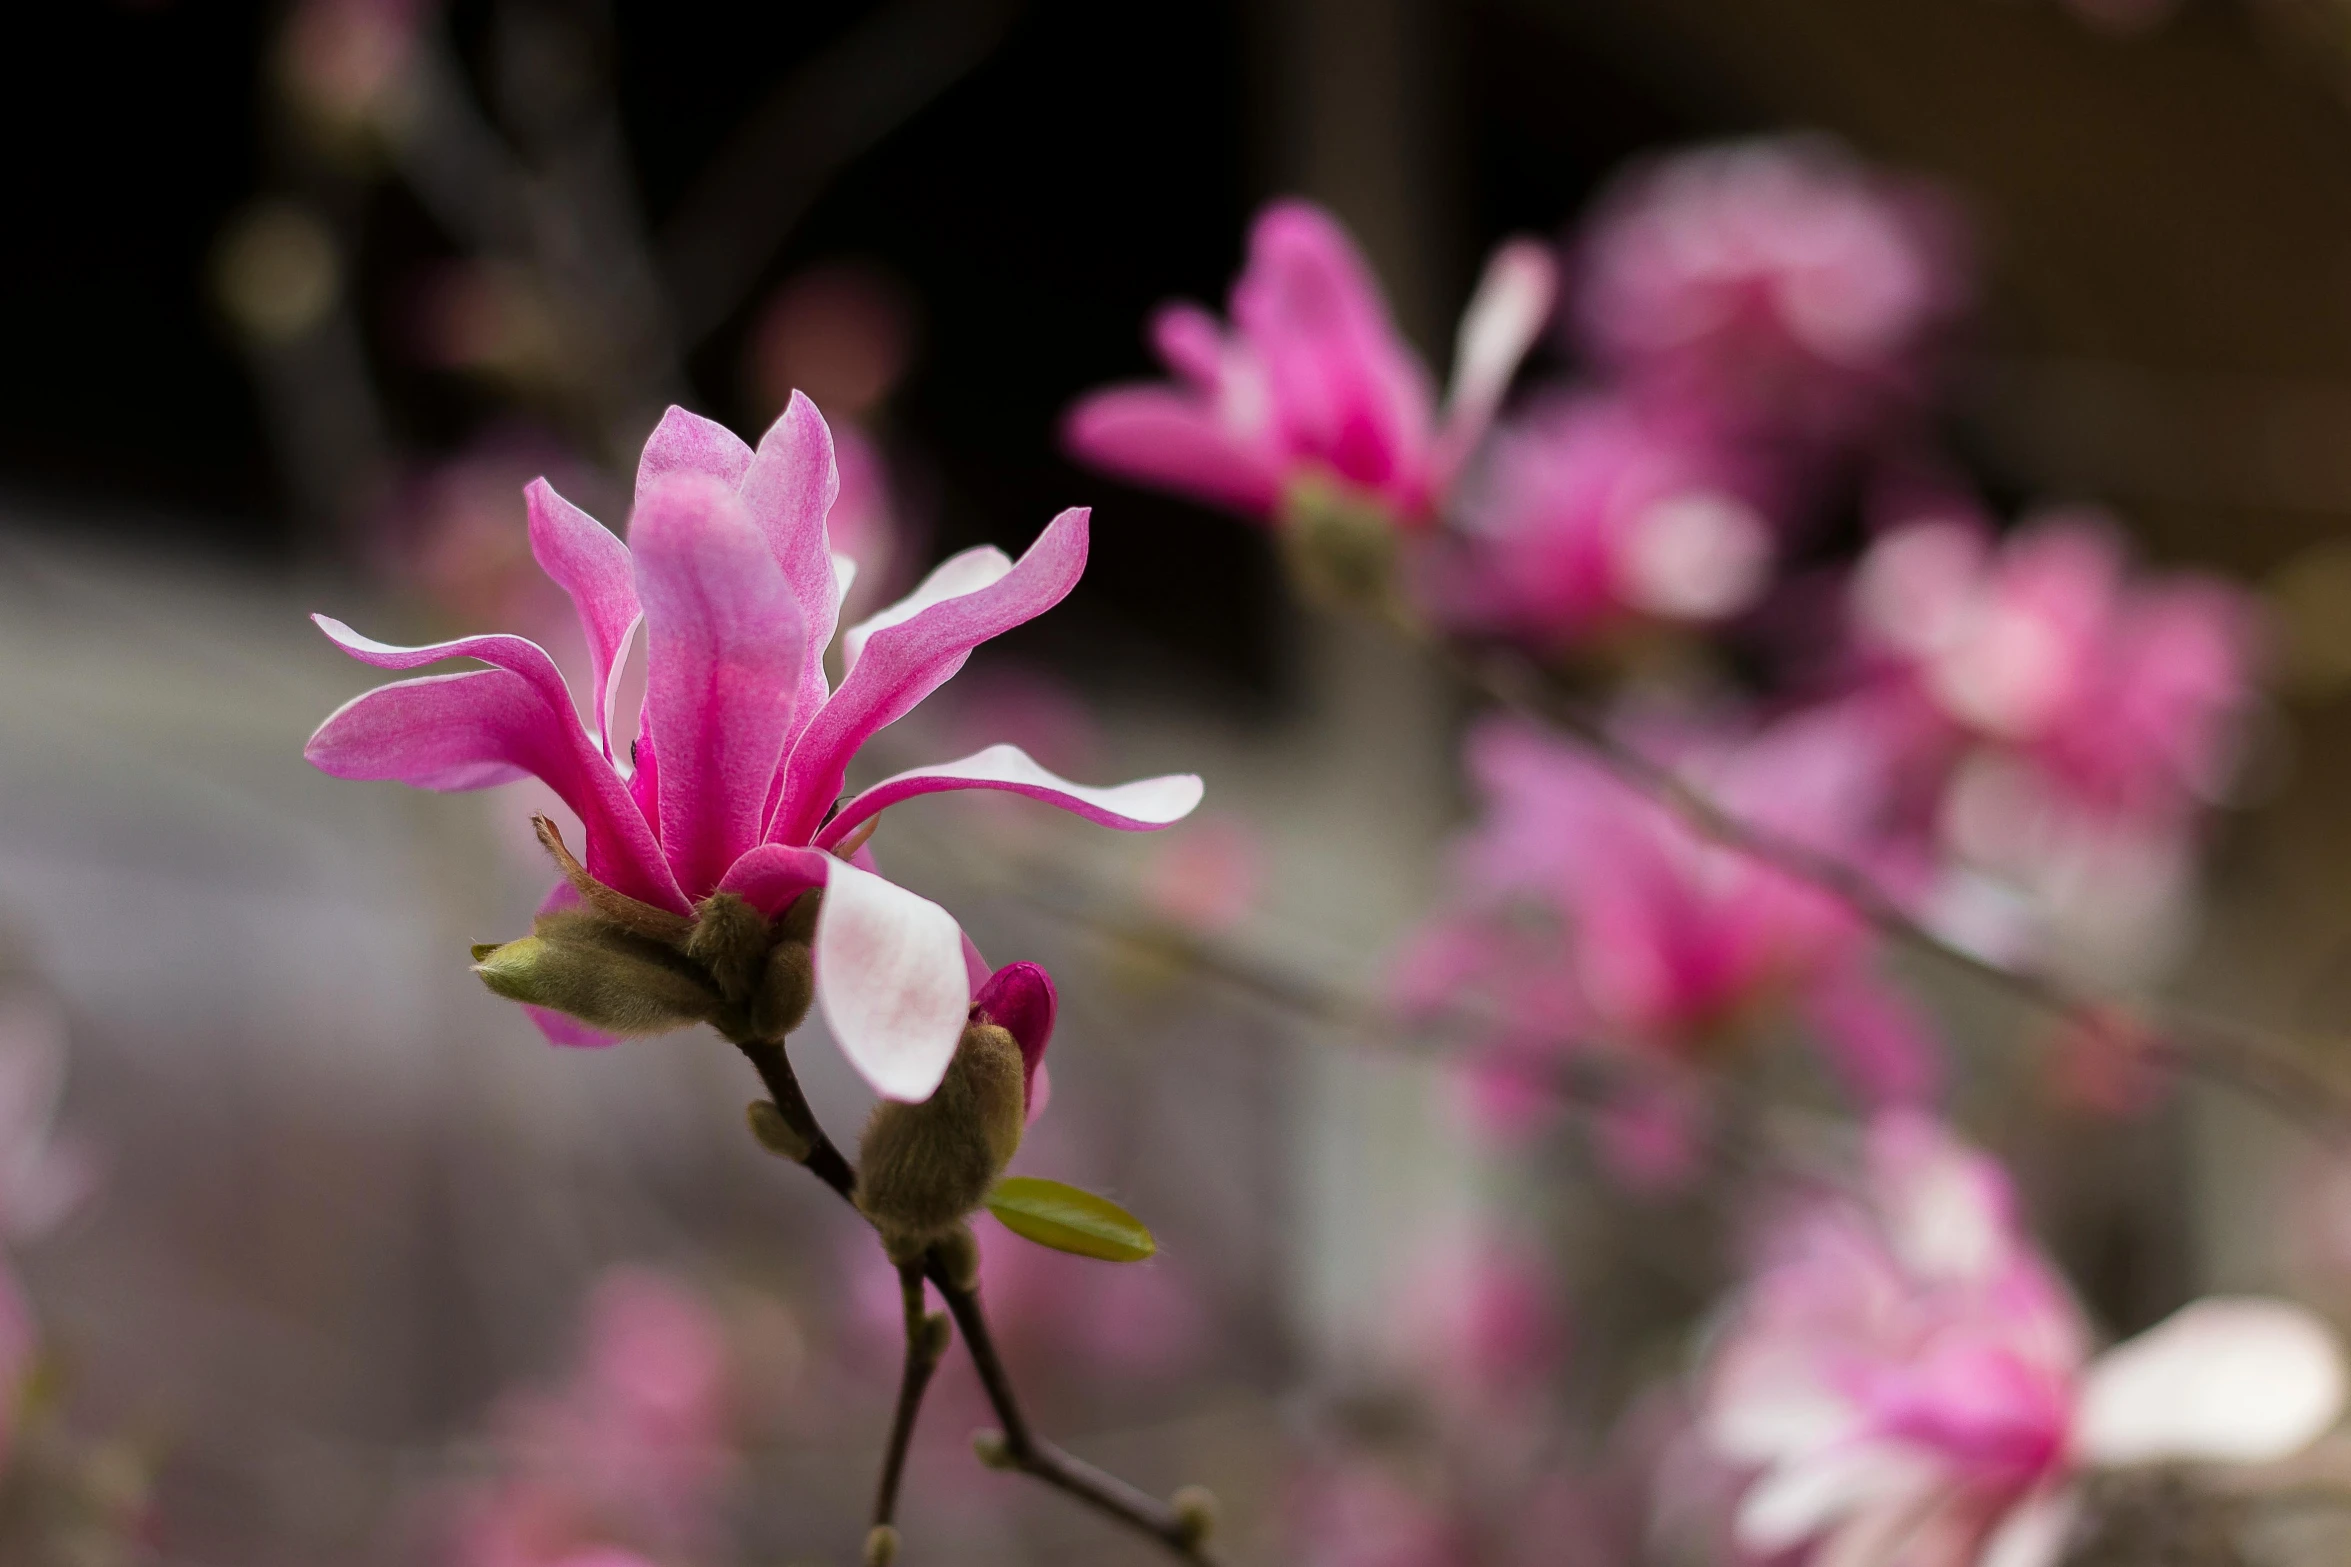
[984,1176,1157,1262]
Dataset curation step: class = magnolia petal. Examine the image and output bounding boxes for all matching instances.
[832,552,859,610]
[773,509,1091,846]
[1733,1442,1937,1555]
[1436,237,1556,483]
[812,857,970,1102]
[714,842,833,919]
[2075,1296,2348,1467]
[635,405,751,512]
[633,474,808,899]
[526,478,640,753]
[740,391,844,735]
[972,959,1056,1112]
[817,743,1203,848]
[306,668,680,910]
[841,545,1014,674]
[1979,1486,2081,1567]
[1062,385,1283,517]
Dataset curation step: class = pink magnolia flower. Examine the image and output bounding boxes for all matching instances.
[1571,138,1963,451]
[1418,393,1778,647]
[1065,200,1556,529]
[454,1268,733,1567]
[1398,707,1935,1175]
[307,396,1202,1099]
[1704,1113,2346,1567]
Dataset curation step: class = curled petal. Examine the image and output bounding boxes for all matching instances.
[1436,237,1557,485]
[841,545,1014,674]
[526,478,639,753]
[813,857,970,1102]
[1062,385,1282,518]
[817,743,1203,849]
[774,509,1091,845]
[972,959,1056,1112]
[633,474,807,898]
[634,405,751,512]
[2074,1296,2348,1467]
[714,842,833,919]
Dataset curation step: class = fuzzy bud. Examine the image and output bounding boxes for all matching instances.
[686,892,770,1004]
[863,1524,900,1567]
[474,916,720,1035]
[856,1022,1026,1258]
[750,937,815,1040]
[746,1100,812,1162]
[1172,1485,1221,1548]
[918,1310,953,1362]
[971,1429,1015,1470]
[932,1224,981,1293]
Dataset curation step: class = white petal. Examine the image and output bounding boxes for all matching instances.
[1734,1442,1937,1554]
[2075,1297,2347,1467]
[1443,238,1556,443]
[1980,1485,2080,1567]
[817,743,1203,848]
[831,550,859,606]
[840,545,1013,673]
[813,857,971,1103]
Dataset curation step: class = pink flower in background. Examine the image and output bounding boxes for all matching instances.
[1066,200,1555,529]
[1291,1464,1471,1567]
[1399,708,1935,1175]
[1387,1236,1566,1428]
[1704,1113,2346,1567]
[307,396,1202,1099]
[1418,394,1778,647]
[1572,137,1963,451]
[1141,813,1265,934]
[453,1268,732,1567]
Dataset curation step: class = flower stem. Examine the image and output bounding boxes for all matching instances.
[872,1261,945,1534]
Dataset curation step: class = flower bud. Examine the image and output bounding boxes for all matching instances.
[971,1429,1015,1470]
[750,937,815,1041]
[863,1524,900,1567]
[918,1310,953,1361]
[746,1099,812,1162]
[687,892,770,1003]
[1172,1485,1221,1548]
[856,1022,1026,1259]
[473,916,721,1035]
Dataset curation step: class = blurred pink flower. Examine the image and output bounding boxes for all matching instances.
[278,0,427,129]
[0,997,96,1477]
[1418,394,1778,647]
[1704,1113,2346,1567]
[1388,1236,1566,1426]
[1067,200,1555,529]
[1572,138,1963,452]
[454,1268,732,1567]
[1291,1463,1471,1567]
[1140,813,1265,934]
[1398,708,1936,1177]
[306,397,1201,1099]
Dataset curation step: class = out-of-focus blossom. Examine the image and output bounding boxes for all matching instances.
[1398,708,1934,1178]
[0,997,96,1477]
[452,1268,732,1567]
[746,264,918,427]
[1852,510,2261,981]
[276,0,427,138]
[824,422,911,625]
[306,397,1201,1099]
[1140,813,1265,935]
[1704,1113,2346,1566]
[1066,200,1556,532]
[1572,137,1963,452]
[1386,1235,1566,1429]
[1419,394,1778,648]
[1291,1463,1470,1567]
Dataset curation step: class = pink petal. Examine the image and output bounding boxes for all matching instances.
[632,474,809,899]
[771,509,1091,846]
[816,743,1203,849]
[739,391,844,740]
[306,667,681,910]
[634,405,751,513]
[2074,1297,2347,1466]
[1062,385,1282,517]
[1979,1486,2080,1567]
[527,477,640,754]
[1435,237,1557,488]
[841,545,1014,673]
[812,856,970,1102]
[972,960,1056,1111]
[1733,1442,1938,1554]
[714,842,834,919]
[1802,966,1941,1106]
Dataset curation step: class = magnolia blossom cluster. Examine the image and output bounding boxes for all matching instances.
[1704,1113,2345,1566]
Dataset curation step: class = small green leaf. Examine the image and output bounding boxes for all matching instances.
[985,1176,1156,1262]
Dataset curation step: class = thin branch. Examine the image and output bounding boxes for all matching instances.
[729,1036,1220,1564]
[873,1261,945,1534]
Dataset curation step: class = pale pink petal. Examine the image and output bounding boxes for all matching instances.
[960,931,993,993]
[634,405,751,512]
[738,391,844,736]
[1979,1485,2081,1567]
[526,477,640,752]
[2074,1296,2347,1466]
[972,960,1055,1112]
[1734,1441,1939,1553]
[1435,237,1557,486]
[713,842,833,919]
[813,857,970,1102]
[1062,385,1283,518]
[632,474,808,898]
[841,545,1014,674]
[305,669,682,910]
[1151,303,1231,385]
[817,743,1202,848]
[772,509,1090,846]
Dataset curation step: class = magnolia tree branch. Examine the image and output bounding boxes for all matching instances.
[871,1260,946,1551]
[730,1036,1224,1565]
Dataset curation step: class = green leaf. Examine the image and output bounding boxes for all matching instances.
[984,1177,1156,1262]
